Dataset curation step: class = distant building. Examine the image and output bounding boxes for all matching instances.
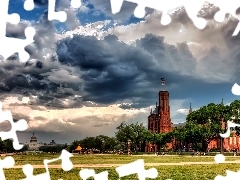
[26,133,44,150]
[48,140,57,146]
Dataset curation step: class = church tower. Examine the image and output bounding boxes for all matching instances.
[189,103,192,114]
[158,91,172,133]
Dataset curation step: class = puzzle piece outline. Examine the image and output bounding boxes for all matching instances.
[21,150,73,180]
[110,0,240,36]
[24,0,82,22]
[0,156,15,180]
[0,102,28,150]
[0,0,36,63]
[0,0,82,62]
[116,159,158,180]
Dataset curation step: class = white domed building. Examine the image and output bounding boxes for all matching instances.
[27,133,44,150]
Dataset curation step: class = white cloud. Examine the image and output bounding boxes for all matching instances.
[177,108,189,115]
[1,99,149,135]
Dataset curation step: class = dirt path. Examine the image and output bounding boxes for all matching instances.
[10,160,240,169]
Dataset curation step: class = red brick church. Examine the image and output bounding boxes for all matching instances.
[145,90,240,152]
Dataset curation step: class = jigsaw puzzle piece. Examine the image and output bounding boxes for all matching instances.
[0,26,35,62]
[22,163,51,180]
[0,156,15,180]
[79,169,109,180]
[48,0,67,22]
[0,102,28,150]
[48,0,82,22]
[0,0,20,38]
[207,0,240,36]
[207,0,240,22]
[22,150,74,180]
[0,0,36,62]
[116,159,158,180]
[184,0,207,29]
[109,0,206,28]
[0,118,28,150]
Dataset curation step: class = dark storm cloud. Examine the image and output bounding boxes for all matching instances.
[56,33,201,107]
[33,0,49,7]
[2,4,240,112]
[0,9,87,108]
[57,5,240,109]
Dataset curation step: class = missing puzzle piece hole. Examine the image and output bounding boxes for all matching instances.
[1,156,15,168]
[8,13,20,25]
[16,119,28,131]
[232,83,240,96]
[161,13,171,26]
[192,17,206,29]
[214,11,226,22]
[22,164,34,177]
[48,11,67,23]
[145,168,158,179]
[24,27,36,38]
[134,6,146,19]
[214,154,225,164]
[24,0,35,11]
[71,0,81,8]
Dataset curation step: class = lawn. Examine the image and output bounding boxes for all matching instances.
[8,153,240,165]
[3,164,240,180]
[2,154,240,179]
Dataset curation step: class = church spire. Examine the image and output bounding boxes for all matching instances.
[189,103,192,114]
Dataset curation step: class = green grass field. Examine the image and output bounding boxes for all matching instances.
[2,154,240,179]
[9,153,240,165]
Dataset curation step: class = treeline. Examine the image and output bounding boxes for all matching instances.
[0,139,28,153]
[2,100,240,153]
[69,100,240,153]
[68,122,173,153]
[172,100,240,152]
[38,144,68,153]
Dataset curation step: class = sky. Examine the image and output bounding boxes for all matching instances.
[0,0,240,144]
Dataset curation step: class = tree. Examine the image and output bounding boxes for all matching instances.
[3,139,14,153]
[115,121,148,152]
[115,121,134,151]
[172,126,186,150]
[185,102,232,152]
[69,140,81,153]
[100,136,118,151]
[229,100,240,135]
[129,122,148,152]
[153,133,173,151]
